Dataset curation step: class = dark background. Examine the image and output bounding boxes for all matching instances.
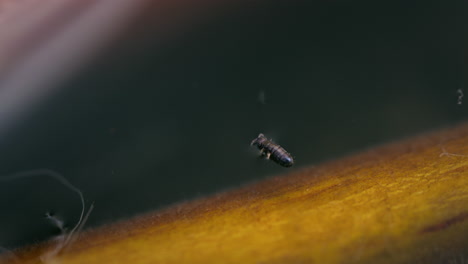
[1,0,467,250]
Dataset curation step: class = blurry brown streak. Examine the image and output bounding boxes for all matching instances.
[420,211,468,234]
[0,0,96,74]
[0,0,266,75]
[0,0,269,139]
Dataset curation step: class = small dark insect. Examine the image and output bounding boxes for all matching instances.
[251,133,294,167]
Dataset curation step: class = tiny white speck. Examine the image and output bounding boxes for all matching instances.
[457,89,464,105]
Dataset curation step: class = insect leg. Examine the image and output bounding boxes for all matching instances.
[259,149,271,159]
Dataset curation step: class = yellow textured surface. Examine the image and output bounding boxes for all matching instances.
[6,124,468,264]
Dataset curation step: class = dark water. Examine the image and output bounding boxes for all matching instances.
[0,0,467,250]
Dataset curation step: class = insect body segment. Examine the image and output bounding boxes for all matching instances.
[251,133,294,167]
